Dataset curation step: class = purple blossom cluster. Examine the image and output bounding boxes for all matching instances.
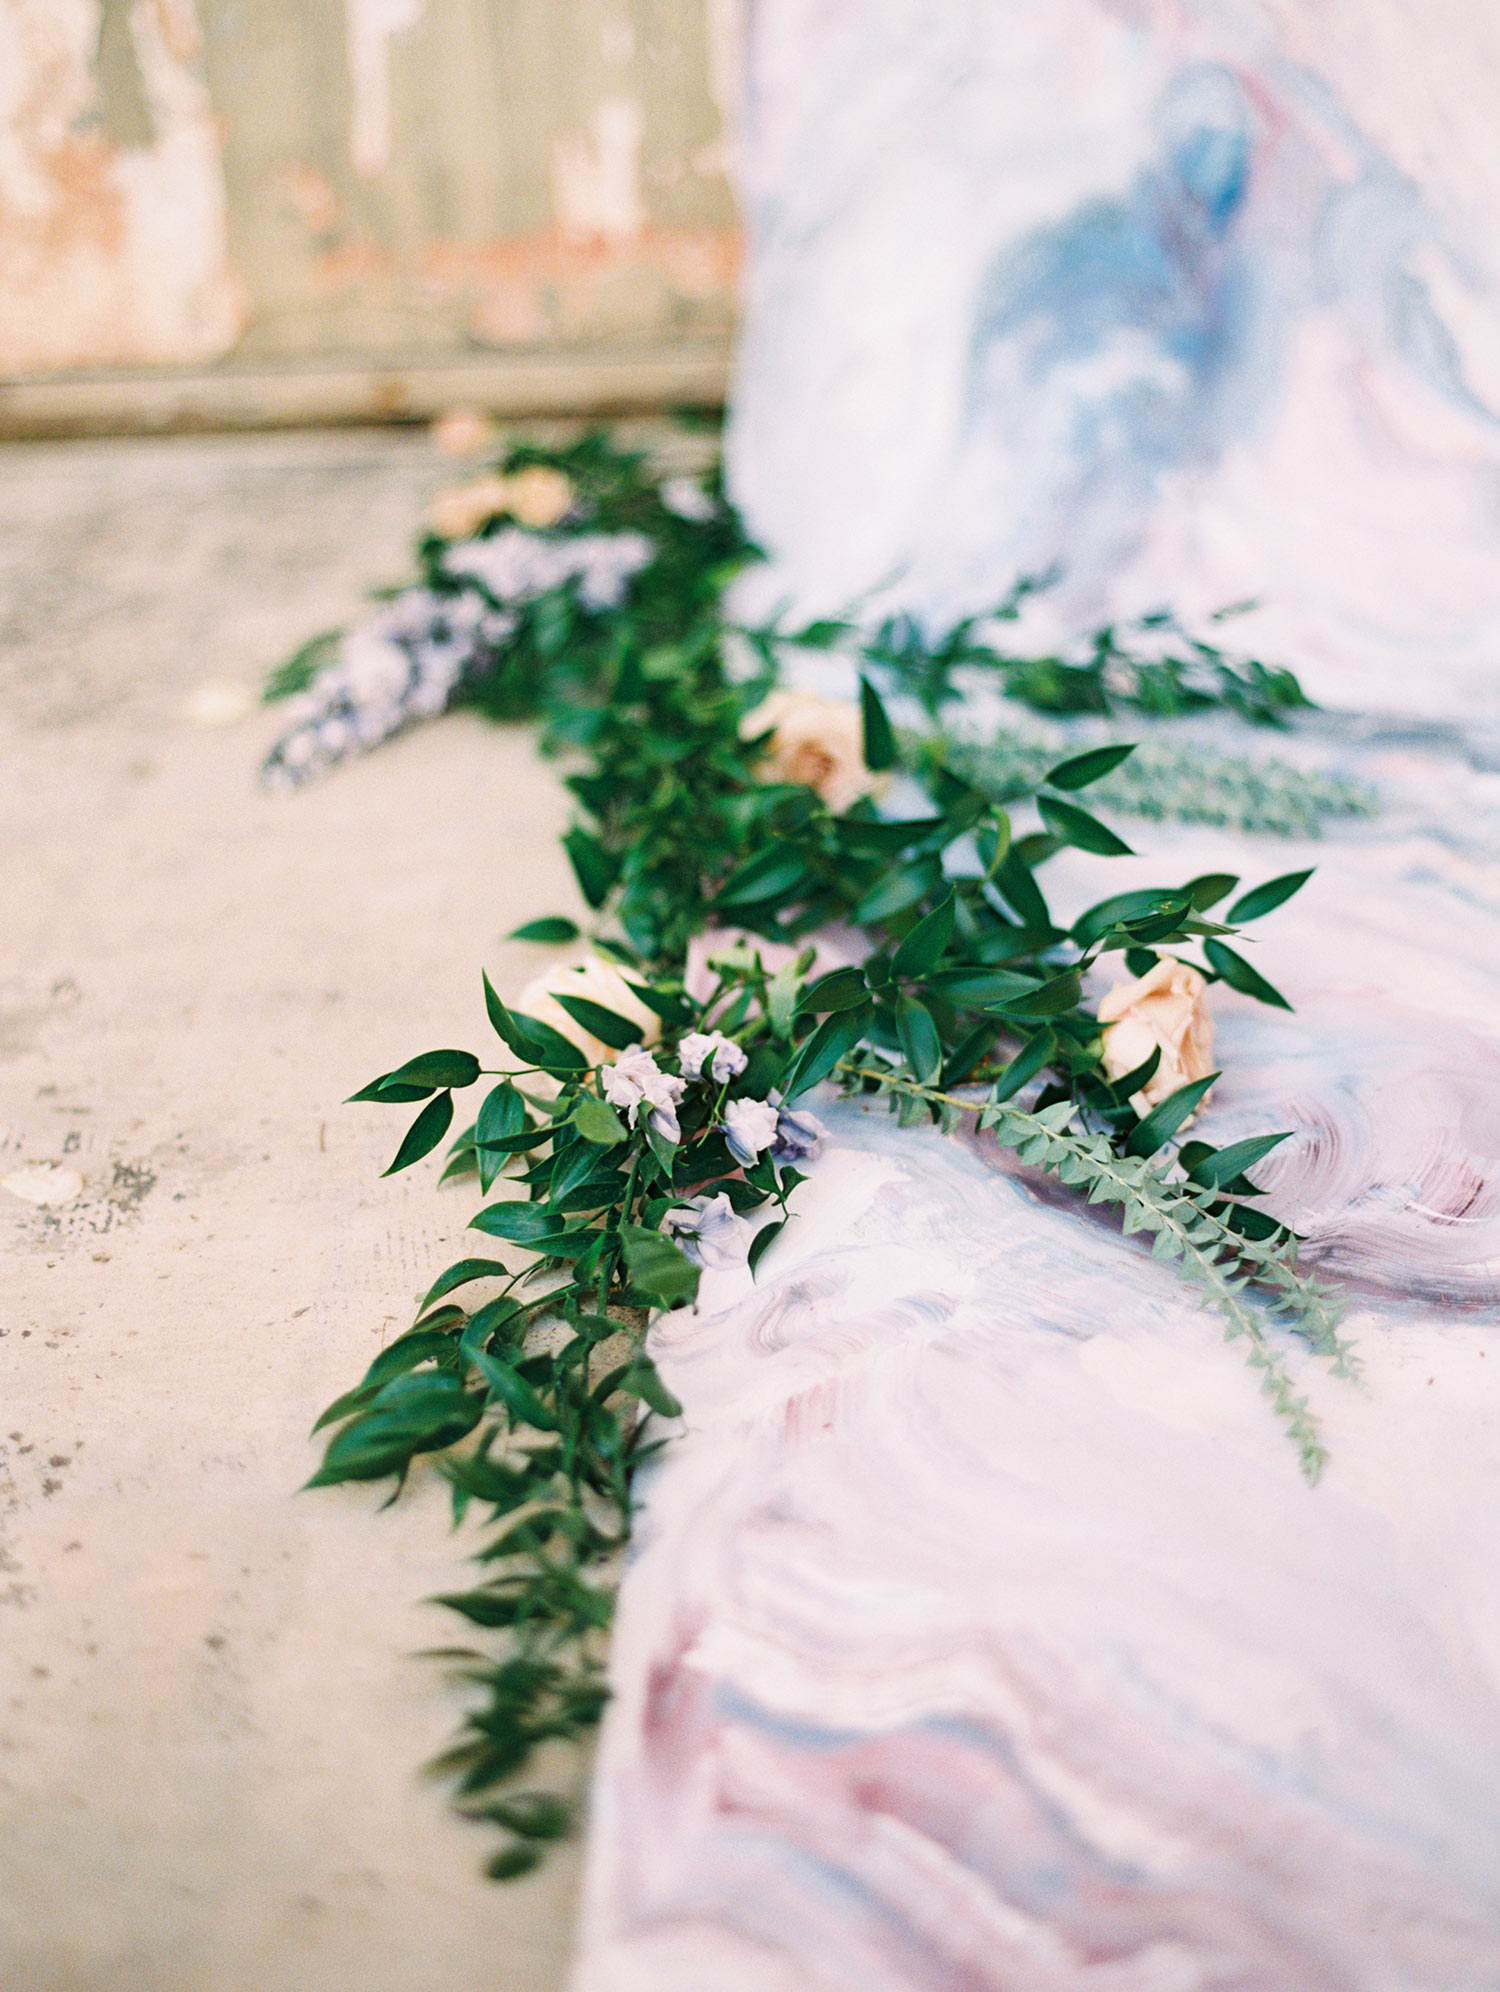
[261,528,654,789]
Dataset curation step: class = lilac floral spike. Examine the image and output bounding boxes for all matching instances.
[261,529,654,788]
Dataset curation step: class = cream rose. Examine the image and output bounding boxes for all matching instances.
[1098,958,1215,1109]
[516,954,659,1065]
[740,688,878,813]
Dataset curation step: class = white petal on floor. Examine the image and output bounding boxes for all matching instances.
[2,1164,85,1207]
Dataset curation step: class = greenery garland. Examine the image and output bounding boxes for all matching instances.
[295,431,1353,1881]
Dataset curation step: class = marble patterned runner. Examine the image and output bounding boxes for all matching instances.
[572,5,1500,1980]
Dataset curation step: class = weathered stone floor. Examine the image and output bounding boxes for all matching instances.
[0,428,587,1992]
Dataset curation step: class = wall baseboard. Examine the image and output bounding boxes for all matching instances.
[0,345,732,440]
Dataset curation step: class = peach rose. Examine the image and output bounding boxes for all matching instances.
[427,475,512,541]
[516,954,659,1066]
[427,466,575,540]
[1098,958,1215,1109]
[740,688,878,813]
[430,408,497,459]
[503,464,574,529]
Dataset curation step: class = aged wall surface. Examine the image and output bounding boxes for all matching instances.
[0,0,740,430]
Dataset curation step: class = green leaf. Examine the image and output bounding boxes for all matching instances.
[1203,937,1292,1010]
[1227,869,1313,924]
[383,1049,481,1091]
[572,1094,629,1145]
[469,1201,568,1243]
[508,917,581,944]
[713,845,815,910]
[469,1793,574,1842]
[360,1331,460,1391]
[747,1217,786,1278]
[345,1073,434,1104]
[460,1295,525,1357]
[420,1258,513,1308]
[621,978,694,1025]
[522,1228,607,1261]
[548,1132,618,1205]
[475,1080,527,1193]
[940,1023,996,1089]
[1187,1130,1291,1189]
[895,994,942,1084]
[486,1844,544,1882]
[482,973,547,1060]
[619,1225,700,1308]
[991,850,1051,930]
[508,1010,589,1073]
[472,1350,560,1431]
[472,1127,553,1156]
[552,994,643,1053]
[383,1091,454,1175]
[305,1374,483,1486]
[992,969,1082,1018]
[987,1028,1054,1102]
[891,890,955,980]
[853,861,940,924]
[796,966,869,1013]
[1041,742,1135,791]
[612,1359,683,1418]
[1125,1073,1220,1157]
[979,811,1012,880]
[1070,888,1180,950]
[1183,873,1239,912]
[859,675,897,772]
[1103,1044,1161,1102]
[928,967,1034,1006]
[1036,792,1133,857]
[563,827,619,909]
[780,1002,873,1099]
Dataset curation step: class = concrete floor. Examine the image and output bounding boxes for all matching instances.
[0,430,591,1991]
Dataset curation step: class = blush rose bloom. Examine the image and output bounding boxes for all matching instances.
[1098,958,1215,1110]
[517,955,659,1065]
[740,688,879,813]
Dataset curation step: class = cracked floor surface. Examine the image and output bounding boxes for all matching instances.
[0,428,593,1992]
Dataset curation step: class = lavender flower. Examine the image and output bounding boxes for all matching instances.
[722,1096,780,1166]
[602,1046,686,1144]
[443,528,652,611]
[262,528,654,788]
[678,1029,748,1085]
[660,476,719,523]
[769,1094,827,1167]
[262,589,514,789]
[663,1192,751,1270]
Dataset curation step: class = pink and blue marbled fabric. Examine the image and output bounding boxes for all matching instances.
[573,7,1500,1985]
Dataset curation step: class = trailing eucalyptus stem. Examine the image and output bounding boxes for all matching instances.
[834,1058,1353,1480]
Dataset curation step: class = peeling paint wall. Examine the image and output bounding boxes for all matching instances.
[0,0,740,390]
[0,1,243,372]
